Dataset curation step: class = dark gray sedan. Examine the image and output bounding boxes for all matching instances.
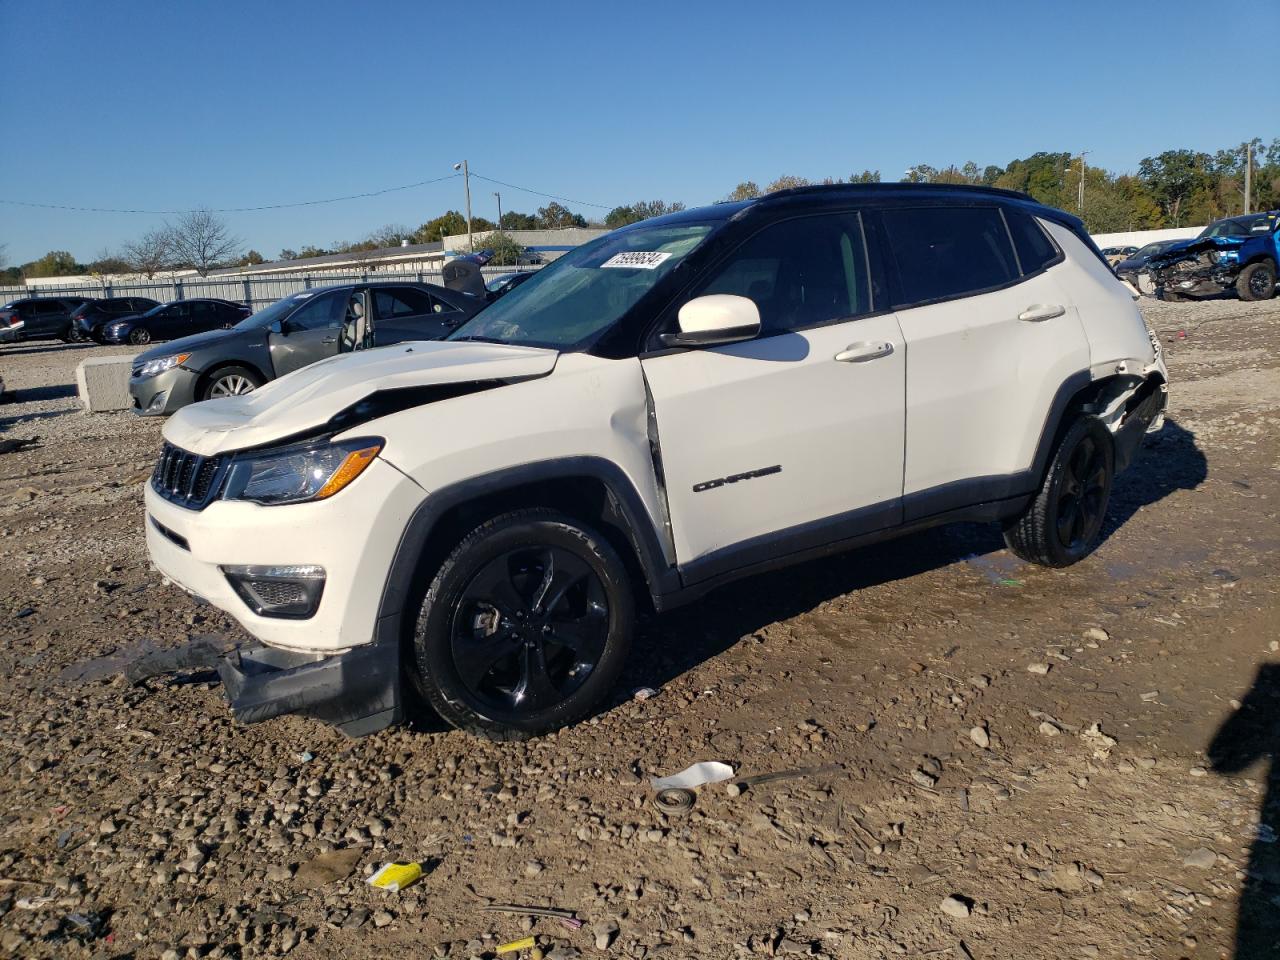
[128,281,484,415]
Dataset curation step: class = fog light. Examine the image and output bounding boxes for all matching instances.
[222,564,326,619]
[146,391,168,413]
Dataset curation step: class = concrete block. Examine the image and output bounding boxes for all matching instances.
[76,355,137,413]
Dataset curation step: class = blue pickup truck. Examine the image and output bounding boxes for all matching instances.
[1148,210,1279,302]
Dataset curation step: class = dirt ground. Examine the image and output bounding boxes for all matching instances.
[0,297,1276,960]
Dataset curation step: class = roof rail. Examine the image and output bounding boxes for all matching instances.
[762,182,1036,203]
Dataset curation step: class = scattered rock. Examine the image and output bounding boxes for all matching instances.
[1027,663,1051,676]
[911,769,938,788]
[939,894,972,919]
[969,726,990,748]
[1038,721,1061,737]
[1183,847,1217,870]
[294,848,364,888]
[592,919,619,950]
[1082,627,1109,643]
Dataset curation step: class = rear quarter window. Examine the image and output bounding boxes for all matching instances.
[882,206,1019,306]
[1005,209,1062,274]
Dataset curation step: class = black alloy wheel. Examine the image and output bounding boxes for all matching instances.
[1054,431,1109,553]
[410,509,634,740]
[128,327,151,345]
[451,545,609,713]
[1004,416,1115,568]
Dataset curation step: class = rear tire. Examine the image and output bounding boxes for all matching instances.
[408,509,634,741]
[1236,261,1276,302]
[200,365,262,400]
[1003,417,1115,568]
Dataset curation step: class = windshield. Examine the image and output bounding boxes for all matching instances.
[234,292,315,329]
[1200,215,1270,238]
[1134,242,1173,259]
[449,223,715,349]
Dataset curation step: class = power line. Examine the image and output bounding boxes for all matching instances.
[0,173,463,215]
[469,173,611,210]
[0,170,612,216]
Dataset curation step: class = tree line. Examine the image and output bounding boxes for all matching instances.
[725,138,1278,233]
[5,138,1275,283]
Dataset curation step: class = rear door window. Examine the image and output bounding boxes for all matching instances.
[881,206,1019,306]
[188,302,215,323]
[375,287,433,318]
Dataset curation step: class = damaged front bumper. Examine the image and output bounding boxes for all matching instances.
[217,631,402,738]
[1149,238,1242,298]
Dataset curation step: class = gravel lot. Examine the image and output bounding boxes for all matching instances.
[0,298,1277,960]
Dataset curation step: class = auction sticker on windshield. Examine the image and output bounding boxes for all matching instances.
[600,251,672,270]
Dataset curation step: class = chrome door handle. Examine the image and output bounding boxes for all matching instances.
[834,341,895,363]
[321,337,337,344]
[1018,304,1066,322]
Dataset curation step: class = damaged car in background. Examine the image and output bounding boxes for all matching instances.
[1148,210,1279,302]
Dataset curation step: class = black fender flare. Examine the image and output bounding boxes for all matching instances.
[375,456,678,642]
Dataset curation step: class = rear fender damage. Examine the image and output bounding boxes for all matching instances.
[1080,367,1168,472]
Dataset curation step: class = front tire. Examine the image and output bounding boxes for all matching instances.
[200,365,262,400]
[409,509,634,740]
[128,327,152,345]
[1236,261,1276,302]
[1004,417,1115,568]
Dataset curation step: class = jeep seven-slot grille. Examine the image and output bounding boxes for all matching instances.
[151,442,225,509]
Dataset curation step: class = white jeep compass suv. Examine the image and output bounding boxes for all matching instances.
[145,184,1168,740]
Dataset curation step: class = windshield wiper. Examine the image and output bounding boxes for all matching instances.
[450,335,508,344]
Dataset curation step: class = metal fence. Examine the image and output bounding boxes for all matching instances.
[0,266,540,312]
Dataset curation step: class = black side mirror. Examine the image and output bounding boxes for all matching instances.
[271,319,290,336]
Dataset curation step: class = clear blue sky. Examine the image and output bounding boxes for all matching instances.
[2,0,1277,265]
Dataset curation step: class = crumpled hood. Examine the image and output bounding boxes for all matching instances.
[1148,235,1245,267]
[162,341,560,456]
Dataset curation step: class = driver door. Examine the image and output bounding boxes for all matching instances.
[640,211,906,581]
[268,289,345,377]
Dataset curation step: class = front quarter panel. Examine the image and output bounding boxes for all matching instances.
[371,353,668,560]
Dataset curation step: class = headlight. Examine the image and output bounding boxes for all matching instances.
[1210,249,1239,264]
[221,436,383,506]
[137,353,190,378]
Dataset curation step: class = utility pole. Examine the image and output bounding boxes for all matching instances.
[1243,142,1252,215]
[494,192,502,231]
[1077,151,1089,216]
[453,160,473,252]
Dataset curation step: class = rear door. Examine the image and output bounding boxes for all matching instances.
[881,204,1090,519]
[27,300,63,337]
[153,303,189,338]
[186,301,221,334]
[268,290,346,376]
[370,286,453,343]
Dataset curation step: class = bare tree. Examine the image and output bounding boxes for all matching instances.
[123,228,176,279]
[167,209,241,277]
[0,242,7,270]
